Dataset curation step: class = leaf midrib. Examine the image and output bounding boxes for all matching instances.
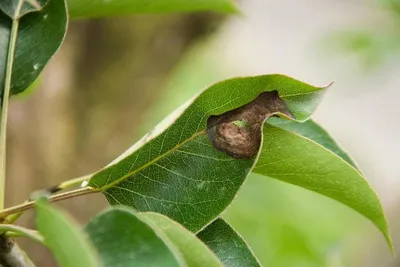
[93,130,206,191]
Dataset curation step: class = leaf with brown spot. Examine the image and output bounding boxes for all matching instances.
[87,73,391,251]
[207,90,294,158]
[88,74,327,232]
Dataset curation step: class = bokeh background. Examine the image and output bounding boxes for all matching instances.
[5,0,400,266]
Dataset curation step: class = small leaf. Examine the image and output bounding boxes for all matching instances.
[268,117,356,167]
[67,0,238,18]
[141,212,223,267]
[89,74,327,232]
[253,124,392,249]
[0,224,43,244]
[197,218,261,267]
[0,0,67,96]
[35,199,99,267]
[85,207,182,267]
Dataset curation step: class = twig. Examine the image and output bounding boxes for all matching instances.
[6,174,92,224]
[0,235,35,267]
[0,187,95,219]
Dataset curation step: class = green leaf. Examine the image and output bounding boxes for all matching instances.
[141,212,223,267]
[35,199,99,267]
[67,0,238,18]
[85,207,181,267]
[0,0,67,96]
[0,224,43,244]
[268,117,356,167]
[89,74,327,232]
[253,124,392,249]
[197,218,261,267]
[0,0,48,19]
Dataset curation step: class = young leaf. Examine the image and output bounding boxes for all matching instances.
[0,224,43,244]
[89,74,327,232]
[253,124,392,248]
[0,0,67,96]
[141,212,223,267]
[67,0,238,19]
[268,117,356,167]
[84,207,182,267]
[197,218,261,267]
[35,199,99,267]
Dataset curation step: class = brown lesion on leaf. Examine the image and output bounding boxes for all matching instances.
[206,90,294,158]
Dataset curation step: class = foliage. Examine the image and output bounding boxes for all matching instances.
[0,0,392,266]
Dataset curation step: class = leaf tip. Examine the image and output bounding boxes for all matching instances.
[325,81,335,89]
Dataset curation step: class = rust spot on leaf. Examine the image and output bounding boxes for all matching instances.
[206,91,294,158]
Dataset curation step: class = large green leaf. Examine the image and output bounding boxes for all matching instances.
[35,199,99,267]
[85,208,181,267]
[89,74,326,232]
[253,124,391,248]
[0,0,67,96]
[141,212,223,267]
[268,117,356,167]
[197,218,261,267]
[67,0,238,19]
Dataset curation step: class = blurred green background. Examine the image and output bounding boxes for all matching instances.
[6,0,400,266]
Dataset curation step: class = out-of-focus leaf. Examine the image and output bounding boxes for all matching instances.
[197,218,261,267]
[67,0,238,19]
[253,124,392,249]
[88,74,327,232]
[141,212,223,267]
[35,199,99,267]
[0,0,48,19]
[268,117,356,167]
[85,208,181,267]
[0,0,67,96]
[0,224,43,244]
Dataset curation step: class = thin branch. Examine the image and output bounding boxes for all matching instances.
[6,174,92,224]
[0,187,96,219]
[0,235,36,267]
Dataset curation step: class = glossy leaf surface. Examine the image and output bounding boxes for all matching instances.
[253,124,391,248]
[197,218,261,267]
[85,208,181,267]
[268,117,356,167]
[142,212,223,267]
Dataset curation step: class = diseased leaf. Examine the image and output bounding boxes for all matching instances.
[89,74,327,232]
[35,199,99,267]
[67,0,238,19]
[85,208,181,267]
[268,117,356,167]
[253,124,392,248]
[197,218,261,267]
[0,0,67,96]
[141,212,223,267]
[0,0,48,19]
